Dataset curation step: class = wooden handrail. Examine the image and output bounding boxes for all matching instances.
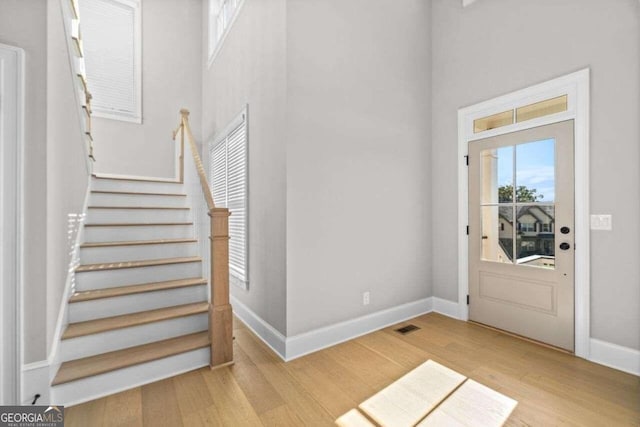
[173,109,233,369]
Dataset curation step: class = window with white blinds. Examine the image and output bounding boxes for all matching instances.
[79,0,142,123]
[208,0,245,66]
[210,108,248,287]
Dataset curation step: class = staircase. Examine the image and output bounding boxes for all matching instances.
[51,176,212,405]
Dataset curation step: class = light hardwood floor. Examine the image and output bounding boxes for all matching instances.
[65,313,640,426]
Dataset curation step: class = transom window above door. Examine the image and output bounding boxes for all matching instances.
[474,95,568,133]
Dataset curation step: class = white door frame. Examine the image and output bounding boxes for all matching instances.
[457,69,590,358]
[0,43,25,404]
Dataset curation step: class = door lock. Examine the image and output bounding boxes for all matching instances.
[560,226,570,234]
[559,242,571,250]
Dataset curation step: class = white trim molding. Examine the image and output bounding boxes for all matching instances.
[285,298,433,361]
[589,339,640,377]
[237,295,637,376]
[93,172,180,183]
[232,296,433,363]
[21,361,50,405]
[47,179,91,393]
[462,0,479,7]
[231,296,287,359]
[0,43,25,406]
[457,68,591,359]
[432,297,461,320]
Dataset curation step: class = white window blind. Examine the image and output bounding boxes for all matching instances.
[79,0,141,122]
[208,0,244,66]
[210,110,248,286]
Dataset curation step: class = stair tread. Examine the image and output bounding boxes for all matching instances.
[62,302,209,339]
[88,206,190,210]
[80,238,197,248]
[52,331,210,386]
[92,174,182,184]
[69,277,208,302]
[84,222,193,227]
[76,256,201,272]
[92,190,186,197]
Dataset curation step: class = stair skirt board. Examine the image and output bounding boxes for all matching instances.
[89,192,187,208]
[79,240,199,264]
[83,224,194,242]
[68,284,208,322]
[86,207,191,223]
[91,178,185,194]
[59,314,208,360]
[51,347,210,407]
[75,261,203,291]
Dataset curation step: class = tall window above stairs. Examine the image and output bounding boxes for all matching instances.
[208,0,245,67]
[79,0,142,123]
[209,107,249,290]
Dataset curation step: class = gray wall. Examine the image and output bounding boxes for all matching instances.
[92,0,203,179]
[431,0,640,350]
[286,0,432,336]
[46,1,91,356]
[0,0,49,363]
[202,0,288,334]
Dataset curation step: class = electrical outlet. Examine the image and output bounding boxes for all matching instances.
[363,291,370,306]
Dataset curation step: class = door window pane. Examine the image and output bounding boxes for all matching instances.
[479,136,557,269]
[474,110,513,133]
[516,205,555,269]
[516,95,568,123]
[481,206,513,264]
[480,146,513,204]
[516,139,555,203]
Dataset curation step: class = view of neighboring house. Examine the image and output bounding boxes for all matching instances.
[498,205,555,267]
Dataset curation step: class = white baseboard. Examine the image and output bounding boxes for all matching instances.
[230,296,287,359]
[232,296,433,362]
[21,360,50,405]
[285,297,433,361]
[429,299,639,376]
[589,338,640,376]
[432,297,461,320]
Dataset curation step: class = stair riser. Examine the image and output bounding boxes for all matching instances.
[91,178,184,194]
[75,262,203,291]
[80,242,199,264]
[86,208,191,224]
[59,314,208,361]
[89,193,187,208]
[83,224,193,242]
[68,284,208,322]
[51,348,209,407]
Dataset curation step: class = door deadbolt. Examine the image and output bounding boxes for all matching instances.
[559,242,571,250]
[560,226,570,234]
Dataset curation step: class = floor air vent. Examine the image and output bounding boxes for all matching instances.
[395,324,420,335]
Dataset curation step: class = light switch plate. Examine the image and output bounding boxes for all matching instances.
[590,214,612,230]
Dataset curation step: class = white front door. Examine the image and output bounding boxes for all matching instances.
[468,120,575,351]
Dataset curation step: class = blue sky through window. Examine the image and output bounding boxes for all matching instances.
[497,138,555,202]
